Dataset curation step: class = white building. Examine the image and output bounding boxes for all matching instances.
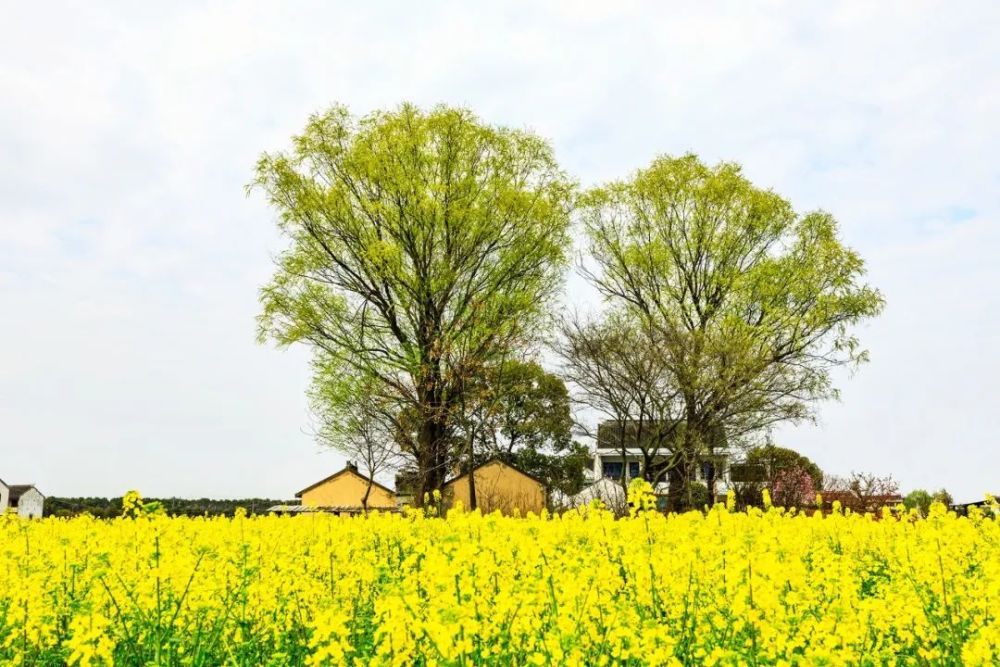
[0,480,45,518]
[587,420,733,501]
[591,446,731,490]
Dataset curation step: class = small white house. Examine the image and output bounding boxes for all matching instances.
[2,482,45,518]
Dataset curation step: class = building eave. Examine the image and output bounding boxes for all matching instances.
[295,467,396,499]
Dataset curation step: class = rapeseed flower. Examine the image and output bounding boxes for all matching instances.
[0,498,997,665]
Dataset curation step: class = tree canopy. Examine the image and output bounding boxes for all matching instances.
[253,103,574,502]
[580,154,884,502]
[733,444,825,508]
[557,311,683,491]
[309,366,403,511]
[903,488,954,515]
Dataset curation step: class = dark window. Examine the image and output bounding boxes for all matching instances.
[701,461,715,480]
[629,462,641,479]
[602,461,623,479]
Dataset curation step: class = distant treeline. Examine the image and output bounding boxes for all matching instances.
[44,497,288,518]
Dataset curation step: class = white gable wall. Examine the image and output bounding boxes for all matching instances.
[16,488,44,519]
[0,481,8,513]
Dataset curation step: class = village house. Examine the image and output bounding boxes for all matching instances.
[443,459,546,515]
[0,479,45,518]
[590,420,733,499]
[270,463,397,516]
[273,460,547,517]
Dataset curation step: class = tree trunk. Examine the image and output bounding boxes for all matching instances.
[669,402,701,511]
[415,415,447,508]
[682,401,702,510]
[667,465,685,512]
[685,457,696,509]
[467,427,477,511]
[617,421,629,500]
[706,461,717,505]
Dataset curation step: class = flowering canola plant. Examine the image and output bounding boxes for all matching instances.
[1,487,998,666]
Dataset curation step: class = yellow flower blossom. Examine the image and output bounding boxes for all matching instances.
[0,495,996,664]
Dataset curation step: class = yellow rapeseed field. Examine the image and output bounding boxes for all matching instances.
[1,486,998,666]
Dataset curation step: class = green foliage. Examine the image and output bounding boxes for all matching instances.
[45,497,283,518]
[905,488,954,515]
[745,444,824,487]
[474,359,573,454]
[580,153,884,489]
[454,359,581,499]
[251,103,574,499]
[309,364,401,502]
[684,482,710,510]
[904,489,934,515]
[933,488,954,507]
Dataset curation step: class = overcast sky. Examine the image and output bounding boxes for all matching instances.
[1,2,998,501]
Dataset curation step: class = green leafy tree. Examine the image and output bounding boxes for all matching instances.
[507,442,592,499]
[746,445,824,487]
[482,360,573,455]
[252,103,574,504]
[903,488,952,515]
[904,489,934,515]
[933,489,954,506]
[580,154,884,505]
[456,359,580,506]
[682,482,710,509]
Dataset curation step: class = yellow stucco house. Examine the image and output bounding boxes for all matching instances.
[296,464,397,513]
[443,460,546,515]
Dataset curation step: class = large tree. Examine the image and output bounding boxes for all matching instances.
[580,154,884,503]
[475,359,573,456]
[253,104,574,504]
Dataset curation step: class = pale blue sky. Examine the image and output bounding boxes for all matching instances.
[1,1,998,501]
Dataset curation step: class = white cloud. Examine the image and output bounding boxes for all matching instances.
[1,1,997,499]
